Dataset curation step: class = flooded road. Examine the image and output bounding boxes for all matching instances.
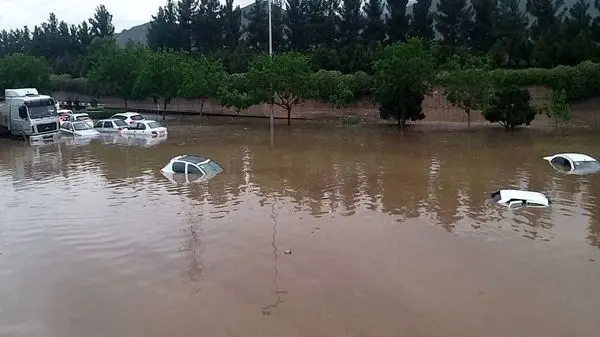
[1,118,600,337]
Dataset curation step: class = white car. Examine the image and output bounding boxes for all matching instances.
[64,112,94,128]
[109,112,145,125]
[120,120,167,137]
[93,118,129,132]
[60,121,100,137]
[542,153,600,175]
[161,155,223,183]
[490,189,550,209]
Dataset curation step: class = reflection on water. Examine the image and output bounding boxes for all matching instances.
[1,120,600,337]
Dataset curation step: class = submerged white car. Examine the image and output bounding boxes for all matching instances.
[542,153,600,175]
[94,118,129,132]
[120,120,167,137]
[60,121,100,137]
[161,155,223,183]
[491,189,550,209]
[63,112,94,128]
[109,112,145,125]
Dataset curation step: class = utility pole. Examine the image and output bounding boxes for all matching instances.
[268,0,274,145]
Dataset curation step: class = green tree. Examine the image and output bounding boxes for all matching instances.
[88,5,115,38]
[435,0,473,48]
[133,51,185,120]
[0,53,51,91]
[441,69,492,128]
[195,0,222,52]
[409,0,435,40]
[470,0,498,52]
[176,0,198,52]
[147,0,181,51]
[363,0,386,42]
[546,88,571,128]
[221,0,242,50]
[285,0,309,51]
[246,52,312,125]
[88,45,146,107]
[492,0,529,67]
[339,0,364,46]
[387,0,410,42]
[373,39,435,127]
[217,73,262,113]
[483,86,536,129]
[245,0,269,52]
[178,56,225,113]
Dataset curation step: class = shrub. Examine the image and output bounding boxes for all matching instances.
[483,86,537,129]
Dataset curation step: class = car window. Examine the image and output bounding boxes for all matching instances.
[550,157,572,171]
[201,161,223,175]
[148,121,162,129]
[77,116,90,121]
[94,121,102,128]
[103,121,112,128]
[138,123,147,130]
[187,164,202,174]
[111,115,126,120]
[172,162,186,174]
[73,123,91,131]
[113,119,127,127]
[131,114,144,120]
[62,122,71,129]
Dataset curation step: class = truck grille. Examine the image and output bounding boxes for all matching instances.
[36,122,58,133]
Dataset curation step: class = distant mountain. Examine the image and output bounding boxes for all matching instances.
[114,0,599,47]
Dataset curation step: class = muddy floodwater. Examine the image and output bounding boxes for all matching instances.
[1,117,600,337]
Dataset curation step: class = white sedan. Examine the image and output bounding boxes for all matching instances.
[64,112,94,128]
[60,121,100,137]
[94,118,129,132]
[120,120,167,137]
[109,112,145,125]
[490,189,550,209]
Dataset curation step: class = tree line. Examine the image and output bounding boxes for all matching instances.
[3,1,600,74]
[0,1,593,129]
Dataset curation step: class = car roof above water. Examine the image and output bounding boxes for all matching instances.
[546,153,598,162]
[174,155,210,164]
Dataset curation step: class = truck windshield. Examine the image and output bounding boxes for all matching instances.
[26,99,57,119]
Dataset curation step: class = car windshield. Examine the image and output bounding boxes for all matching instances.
[113,119,127,127]
[200,161,223,176]
[148,121,162,129]
[76,116,90,121]
[27,99,57,119]
[131,115,144,120]
[574,161,600,171]
[73,123,91,131]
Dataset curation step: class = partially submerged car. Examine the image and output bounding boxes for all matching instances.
[491,189,550,209]
[60,121,100,137]
[120,120,167,137]
[94,118,129,132]
[63,112,94,128]
[161,155,223,183]
[109,112,144,125]
[542,153,600,175]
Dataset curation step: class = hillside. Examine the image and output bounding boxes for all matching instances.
[114,0,598,47]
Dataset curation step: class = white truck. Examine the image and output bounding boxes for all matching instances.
[0,88,61,142]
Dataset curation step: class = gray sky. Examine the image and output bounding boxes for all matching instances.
[0,0,255,33]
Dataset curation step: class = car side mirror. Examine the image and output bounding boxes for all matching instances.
[18,106,27,119]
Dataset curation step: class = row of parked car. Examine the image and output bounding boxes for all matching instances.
[57,111,168,138]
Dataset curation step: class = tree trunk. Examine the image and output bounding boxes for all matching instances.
[200,99,205,114]
[466,108,471,128]
[162,99,168,121]
[124,98,128,108]
[287,107,291,126]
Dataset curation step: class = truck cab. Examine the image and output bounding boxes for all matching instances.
[0,88,60,142]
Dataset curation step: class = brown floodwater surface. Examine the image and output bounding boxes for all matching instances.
[1,117,600,337]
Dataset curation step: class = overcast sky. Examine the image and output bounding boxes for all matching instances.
[0,0,256,33]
